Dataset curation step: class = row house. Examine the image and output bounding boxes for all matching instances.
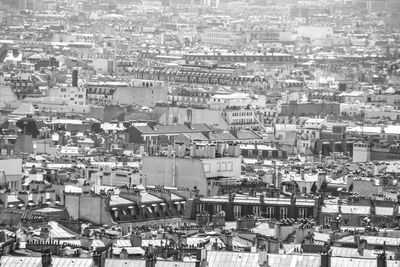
[64,187,192,234]
[4,76,44,100]
[186,193,319,222]
[85,82,129,106]
[122,66,269,86]
[180,53,295,65]
[168,87,214,106]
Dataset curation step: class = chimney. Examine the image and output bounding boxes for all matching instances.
[225,234,233,251]
[377,251,387,267]
[83,182,91,194]
[130,231,142,247]
[394,248,400,260]
[358,239,366,256]
[320,250,331,267]
[0,232,5,243]
[195,249,206,267]
[40,227,50,241]
[145,246,157,267]
[354,232,360,245]
[72,69,78,87]
[180,234,188,246]
[274,222,282,242]
[370,199,376,215]
[220,231,233,251]
[120,247,128,259]
[41,249,52,267]
[330,216,341,232]
[236,217,256,230]
[93,251,102,267]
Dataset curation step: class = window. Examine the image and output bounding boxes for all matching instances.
[214,204,222,214]
[265,207,274,219]
[299,208,307,219]
[197,203,205,213]
[234,205,242,219]
[217,162,226,172]
[253,206,261,216]
[204,163,211,173]
[280,207,288,219]
[227,161,233,171]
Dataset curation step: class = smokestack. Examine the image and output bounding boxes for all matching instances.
[320,250,331,267]
[130,232,142,247]
[72,69,78,87]
[41,249,52,267]
[377,242,387,267]
[145,246,157,267]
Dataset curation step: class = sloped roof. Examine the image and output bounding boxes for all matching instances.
[331,247,394,259]
[234,130,261,140]
[180,132,209,142]
[134,124,212,135]
[207,132,237,141]
[103,259,195,267]
[0,159,23,175]
[0,256,93,267]
[331,257,399,267]
[267,254,320,267]
[206,251,262,267]
[321,204,393,216]
[11,103,35,115]
[110,195,134,206]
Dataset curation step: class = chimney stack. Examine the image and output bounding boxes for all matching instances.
[41,249,52,267]
[225,234,233,251]
[120,247,128,259]
[370,199,376,215]
[220,231,233,251]
[72,69,78,87]
[357,239,366,256]
[377,252,387,267]
[377,241,387,267]
[195,249,206,267]
[130,231,142,247]
[354,232,360,245]
[320,251,331,267]
[145,246,157,267]
[320,245,332,267]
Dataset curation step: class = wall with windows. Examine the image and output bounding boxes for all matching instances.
[191,199,316,221]
[223,109,260,130]
[200,29,244,46]
[155,106,229,130]
[201,157,241,181]
[59,86,87,106]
